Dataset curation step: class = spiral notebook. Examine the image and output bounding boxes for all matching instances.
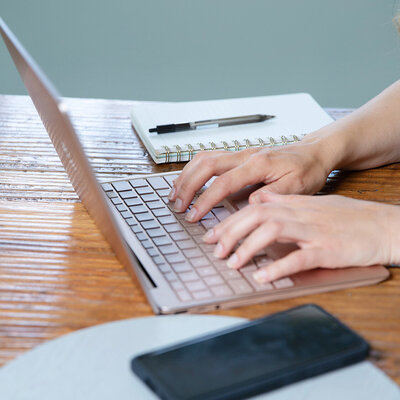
[130,93,333,164]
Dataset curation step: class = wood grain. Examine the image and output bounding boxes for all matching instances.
[0,95,399,384]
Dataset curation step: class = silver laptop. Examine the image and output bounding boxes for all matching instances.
[0,18,389,314]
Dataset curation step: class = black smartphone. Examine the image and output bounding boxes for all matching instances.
[131,304,369,400]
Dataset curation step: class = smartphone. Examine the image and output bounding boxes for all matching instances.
[131,304,369,400]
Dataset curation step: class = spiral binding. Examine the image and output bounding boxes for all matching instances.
[159,134,306,163]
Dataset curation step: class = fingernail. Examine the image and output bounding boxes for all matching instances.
[250,195,260,204]
[213,242,224,258]
[173,198,183,212]
[185,207,198,222]
[202,229,214,242]
[253,269,269,283]
[227,253,239,269]
[168,187,176,200]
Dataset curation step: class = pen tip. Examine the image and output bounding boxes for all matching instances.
[261,115,275,121]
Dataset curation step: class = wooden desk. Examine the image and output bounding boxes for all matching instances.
[0,95,399,383]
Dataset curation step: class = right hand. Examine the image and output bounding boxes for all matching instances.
[168,139,336,222]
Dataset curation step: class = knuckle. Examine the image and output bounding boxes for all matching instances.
[292,251,306,268]
[269,219,284,235]
[213,175,232,193]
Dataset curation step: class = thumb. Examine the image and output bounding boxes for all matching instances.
[249,179,296,203]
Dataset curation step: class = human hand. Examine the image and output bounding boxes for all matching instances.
[169,139,337,222]
[202,192,399,283]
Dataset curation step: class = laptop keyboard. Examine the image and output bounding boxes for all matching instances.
[102,175,294,303]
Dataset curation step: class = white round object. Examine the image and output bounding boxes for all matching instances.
[0,314,398,400]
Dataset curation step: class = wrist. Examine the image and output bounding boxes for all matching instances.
[301,127,347,174]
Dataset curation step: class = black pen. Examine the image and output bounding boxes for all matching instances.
[149,114,275,134]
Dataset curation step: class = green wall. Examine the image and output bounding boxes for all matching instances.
[1,0,399,107]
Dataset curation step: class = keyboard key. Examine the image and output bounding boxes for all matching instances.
[158,215,177,225]
[136,186,153,195]
[156,188,171,197]
[129,205,148,214]
[159,244,179,255]
[244,272,274,291]
[153,208,171,217]
[201,218,219,230]
[164,271,178,282]
[152,255,165,265]
[116,204,127,212]
[172,262,192,273]
[254,255,273,268]
[129,179,147,187]
[147,200,164,209]
[112,181,132,191]
[183,248,203,258]
[201,212,214,220]
[136,232,147,241]
[101,183,113,191]
[228,279,253,295]
[197,266,217,277]
[240,262,257,272]
[186,225,206,235]
[125,217,137,226]
[141,240,152,249]
[141,220,160,230]
[170,231,189,241]
[273,277,294,289]
[111,197,123,205]
[136,212,153,222]
[179,219,196,228]
[147,228,165,238]
[212,207,232,221]
[204,275,224,286]
[153,236,172,246]
[120,190,137,199]
[199,243,216,253]
[164,174,180,187]
[192,290,212,300]
[179,271,199,282]
[211,285,233,297]
[220,269,241,280]
[165,224,183,233]
[106,191,117,198]
[147,248,158,257]
[147,176,170,190]
[190,257,210,268]
[121,211,131,219]
[158,263,171,273]
[176,290,192,302]
[141,193,159,202]
[177,239,196,250]
[165,253,186,263]
[193,235,205,244]
[125,197,142,206]
[185,280,207,292]
[171,281,184,290]
[131,225,142,234]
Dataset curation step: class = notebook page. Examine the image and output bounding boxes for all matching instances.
[131,93,333,163]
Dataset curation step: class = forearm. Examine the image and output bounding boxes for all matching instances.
[303,80,400,171]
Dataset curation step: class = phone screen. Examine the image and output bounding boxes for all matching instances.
[132,305,368,399]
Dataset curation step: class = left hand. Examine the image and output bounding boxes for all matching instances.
[202,191,399,283]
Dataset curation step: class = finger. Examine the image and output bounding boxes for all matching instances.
[208,205,287,259]
[171,151,249,212]
[185,159,270,222]
[227,220,311,269]
[253,248,324,283]
[248,177,302,203]
[249,189,308,206]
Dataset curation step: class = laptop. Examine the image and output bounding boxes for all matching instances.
[0,18,389,314]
